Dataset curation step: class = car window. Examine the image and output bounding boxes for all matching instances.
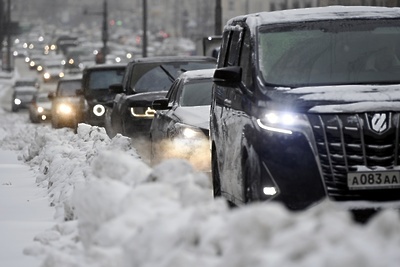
[57,80,81,96]
[88,69,125,90]
[166,79,181,107]
[130,61,216,93]
[179,80,213,107]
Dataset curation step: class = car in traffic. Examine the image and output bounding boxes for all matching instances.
[105,56,217,139]
[78,63,126,127]
[42,60,65,83]
[210,6,400,221]
[11,78,39,112]
[29,91,52,123]
[49,78,84,129]
[150,69,214,171]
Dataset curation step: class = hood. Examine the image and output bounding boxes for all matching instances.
[268,84,400,113]
[127,91,168,107]
[173,106,210,130]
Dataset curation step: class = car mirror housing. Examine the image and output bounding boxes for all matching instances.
[213,66,242,87]
[109,83,124,94]
[152,98,169,110]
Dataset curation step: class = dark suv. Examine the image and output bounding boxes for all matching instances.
[210,6,400,215]
[105,56,216,139]
[79,63,126,126]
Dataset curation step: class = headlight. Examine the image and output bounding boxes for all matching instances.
[59,72,65,78]
[30,61,36,67]
[37,106,44,113]
[43,72,50,79]
[172,123,205,139]
[57,103,73,114]
[256,111,308,135]
[130,107,156,118]
[14,98,21,105]
[92,104,105,116]
[37,65,43,72]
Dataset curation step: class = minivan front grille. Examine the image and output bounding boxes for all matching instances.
[308,113,400,201]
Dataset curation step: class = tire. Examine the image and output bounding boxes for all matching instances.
[243,150,261,203]
[211,148,222,198]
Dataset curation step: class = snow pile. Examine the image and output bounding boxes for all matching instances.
[0,96,400,266]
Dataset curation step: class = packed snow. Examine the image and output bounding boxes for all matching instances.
[1,73,400,267]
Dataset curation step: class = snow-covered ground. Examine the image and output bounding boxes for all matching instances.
[1,72,400,267]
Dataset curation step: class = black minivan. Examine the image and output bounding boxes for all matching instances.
[210,6,400,216]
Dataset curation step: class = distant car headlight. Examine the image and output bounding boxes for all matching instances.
[256,111,308,135]
[30,61,36,67]
[57,103,73,114]
[59,72,65,78]
[37,65,43,72]
[13,51,18,57]
[92,104,105,116]
[130,107,155,118]
[25,57,30,63]
[43,72,50,79]
[14,98,21,105]
[37,106,44,113]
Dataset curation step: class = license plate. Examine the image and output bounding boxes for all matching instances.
[347,171,400,190]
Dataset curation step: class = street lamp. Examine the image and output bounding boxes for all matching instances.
[84,0,108,64]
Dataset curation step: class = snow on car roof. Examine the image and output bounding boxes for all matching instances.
[180,68,215,82]
[227,6,400,30]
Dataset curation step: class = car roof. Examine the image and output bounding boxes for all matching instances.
[84,63,127,71]
[228,6,400,29]
[179,68,215,82]
[129,56,216,64]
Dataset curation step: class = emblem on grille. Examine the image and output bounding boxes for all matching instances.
[368,113,388,134]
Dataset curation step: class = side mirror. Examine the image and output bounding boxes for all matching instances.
[152,98,169,110]
[213,66,242,87]
[109,83,124,94]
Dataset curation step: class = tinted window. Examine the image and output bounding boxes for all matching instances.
[180,80,213,107]
[88,69,125,90]
[131,61,216,93]
[57,80,81,96]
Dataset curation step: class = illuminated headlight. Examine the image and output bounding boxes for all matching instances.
[25,57,30,63]
[61,60,66,65]
[173,123,205,139]
[13,51,18,57]
[256,111,307,135]
[68,59,74,65]
[92,104,105,116]
[59,72,65,78]
[126,53,132,59]
[263,187,277,196]
[43,72,50,79]
[30,61,36,67]
[130,107,155,118]
[41,115,47,120]
[14,98,21,105]
[50,44,56,50]
[37,65,43,72]
[37,106,44,113]
[115,57,121,63]
[57,103,73,114]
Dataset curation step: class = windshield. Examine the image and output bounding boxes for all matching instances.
[131,61,216,93]
[180,80,213,107]
[258,19,400,87]
[88,69,125,90]
[57,80,81,96]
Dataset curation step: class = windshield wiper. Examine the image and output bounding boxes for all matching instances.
[159,65,176,83]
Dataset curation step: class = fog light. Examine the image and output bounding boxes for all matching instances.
[263,187,277,196]
[93,104,105,116]
[41,115,47,120]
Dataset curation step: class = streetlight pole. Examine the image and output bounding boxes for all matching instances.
[215,0,222,35]
[84,0,108,64]
[142,0,147,57]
